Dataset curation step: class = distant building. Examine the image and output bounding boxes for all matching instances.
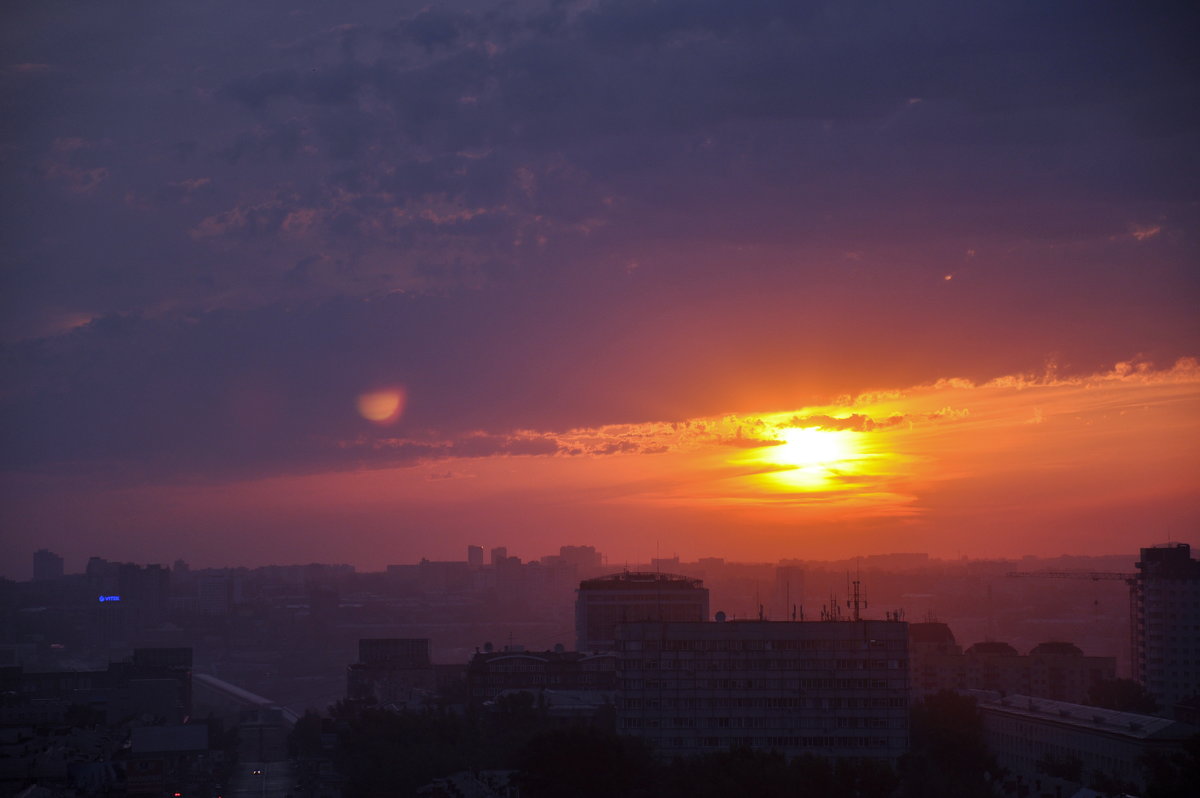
[616,619,910,760]
[1131,542,1200,713]
[575,572,710,653]
[467,545,484,568]
[0,648,193,725]
[908,622,965,696]
[466,647,617,706]
[907,623,1114,703]
[490,547,508,566]
[541,545,603,570]
[975,691,1197,794]
[32,549,64,581]
[347,639,435,706]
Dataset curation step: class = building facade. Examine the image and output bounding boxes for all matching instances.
[975,691,1197,794]
[346,638,435,706]
[1131,543,1200,712]
[575,572,709,653]
[616,619,909,760]
[907,623,1115,703]
[466,648,617,705]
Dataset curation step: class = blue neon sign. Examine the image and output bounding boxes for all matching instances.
[97,595,121,602]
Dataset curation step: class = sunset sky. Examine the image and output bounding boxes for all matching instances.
[2,1,1197,578]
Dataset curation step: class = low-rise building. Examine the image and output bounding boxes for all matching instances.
[907,623,1114,703]
[975,691,1197,794]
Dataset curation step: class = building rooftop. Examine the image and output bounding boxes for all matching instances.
[1029,641,1084,657]
[908,622,957,645]
[966,641,1019,656]
[972,691,1197,741]
[578,571,705,590]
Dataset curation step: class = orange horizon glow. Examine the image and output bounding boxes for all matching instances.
[5,358,1197,570]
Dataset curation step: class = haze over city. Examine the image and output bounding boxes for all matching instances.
[4,5,1200,796]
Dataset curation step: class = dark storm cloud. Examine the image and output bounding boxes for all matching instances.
[2,0,1197,482]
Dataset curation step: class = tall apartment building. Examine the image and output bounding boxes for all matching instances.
[1131,543,1200,711]
[616,619,909,760]
[575,572,710,652]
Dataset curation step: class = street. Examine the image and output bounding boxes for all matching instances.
[227,761,295,798]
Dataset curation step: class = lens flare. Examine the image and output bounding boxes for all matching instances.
[356,387,406,425]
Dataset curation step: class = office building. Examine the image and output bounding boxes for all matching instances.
[1131,543,1200,712]
[575,571,710,652]
[616,619,909,760]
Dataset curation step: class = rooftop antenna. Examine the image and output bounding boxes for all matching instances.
[847,563,866,622]
[986,582,996,641]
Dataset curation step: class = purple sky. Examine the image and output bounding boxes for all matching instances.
[2,1,1197,576]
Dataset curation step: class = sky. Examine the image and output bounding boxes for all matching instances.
[2,1,1198,578]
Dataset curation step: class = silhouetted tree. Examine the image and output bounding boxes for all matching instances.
[899,690,997,798]
[287,710,325,759]
[1141,734,1200,798]
[1087,678,1160,714]
[1036,751,1082,782]
[658,749,896,798]
[514,726,659,798]
[332,706,485,798]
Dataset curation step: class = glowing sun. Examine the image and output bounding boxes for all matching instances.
[763,427,862,488]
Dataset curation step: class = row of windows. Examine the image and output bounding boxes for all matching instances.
[622,696,908,710]
[620,716,899,731]
[623,677,899,690]
[621,658,907,671]
[621,638,902,652]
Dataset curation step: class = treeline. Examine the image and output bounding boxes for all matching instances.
[290,691,1198,798]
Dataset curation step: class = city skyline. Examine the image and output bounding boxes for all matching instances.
[3,2,1198,576]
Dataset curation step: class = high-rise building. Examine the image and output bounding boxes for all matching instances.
[575,572,709,652]
[1131,543,1200,712]
[32,549,64,581]
[616,619,910,760]
[467,545,484,568]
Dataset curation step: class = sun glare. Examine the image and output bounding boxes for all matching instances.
[759,427,862,489]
